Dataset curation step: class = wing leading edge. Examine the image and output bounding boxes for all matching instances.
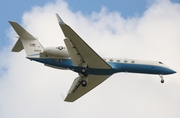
[56,14,112,102]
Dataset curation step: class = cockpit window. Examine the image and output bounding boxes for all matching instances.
[159,62,163,64]
[124,60,128,63]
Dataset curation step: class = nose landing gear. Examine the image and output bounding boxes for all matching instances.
[159,74,164,83]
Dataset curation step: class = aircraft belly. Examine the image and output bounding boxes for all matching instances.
[109,62,170,75]
[28,58,171,75]
[28,58,74,69]
[28,58,115,75]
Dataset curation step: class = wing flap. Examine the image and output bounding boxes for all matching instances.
[67,76,82,94]
[64,38,84,65]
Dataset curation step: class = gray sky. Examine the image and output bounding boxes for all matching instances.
[0,0,180,118]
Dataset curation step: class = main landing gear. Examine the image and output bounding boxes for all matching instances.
[81,66,88,87]
[81,68,86,74]
[81,65,88,75]
[159,74,164,83]
[81,80,87,87]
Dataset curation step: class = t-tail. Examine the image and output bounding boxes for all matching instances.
[9,21,44,57]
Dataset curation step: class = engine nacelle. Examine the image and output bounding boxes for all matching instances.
[43,46,69,57]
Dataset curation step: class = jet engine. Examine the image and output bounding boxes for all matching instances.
[43,46,69,57]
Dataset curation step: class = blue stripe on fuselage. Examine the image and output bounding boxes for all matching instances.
[108,62,172,75]
[27,58,174,75]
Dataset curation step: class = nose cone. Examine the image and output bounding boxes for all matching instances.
[168,69,176,74]
[172,70,176,74]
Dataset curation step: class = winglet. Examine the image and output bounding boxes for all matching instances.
[60,93,65,101]
[55,13,65,25]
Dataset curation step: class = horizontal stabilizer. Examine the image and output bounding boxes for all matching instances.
[9,21,35,39]
[12,38,23,52]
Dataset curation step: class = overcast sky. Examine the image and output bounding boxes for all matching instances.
[1,0,180,118]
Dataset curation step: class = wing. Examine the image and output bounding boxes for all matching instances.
[56,14,111,69]
[65,74,111,102]
[55,14,112,102]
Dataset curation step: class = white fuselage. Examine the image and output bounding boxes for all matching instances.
[27,46,176,76]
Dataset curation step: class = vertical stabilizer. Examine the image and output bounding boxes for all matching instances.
[9,21,44,56]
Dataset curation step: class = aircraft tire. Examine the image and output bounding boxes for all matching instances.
[81,68,86,74]
[161,79,164,83]
[82,80,87,87]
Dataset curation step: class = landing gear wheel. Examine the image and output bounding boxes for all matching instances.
[82,68,86,73]
[161,79,164,83]
[82,80,87,87]
[159,74,164,83]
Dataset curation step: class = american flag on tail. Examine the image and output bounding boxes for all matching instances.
[29,43,35,47]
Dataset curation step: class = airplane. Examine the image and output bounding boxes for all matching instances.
[9,13,176,102]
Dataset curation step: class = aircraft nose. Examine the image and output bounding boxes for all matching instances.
[169,69,176,74]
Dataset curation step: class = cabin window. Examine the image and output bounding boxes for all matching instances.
[55,59,62,62]
[124,60,128,63]
[131,60,135,63]
[110,59,113,62]
[117,60,120,62]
